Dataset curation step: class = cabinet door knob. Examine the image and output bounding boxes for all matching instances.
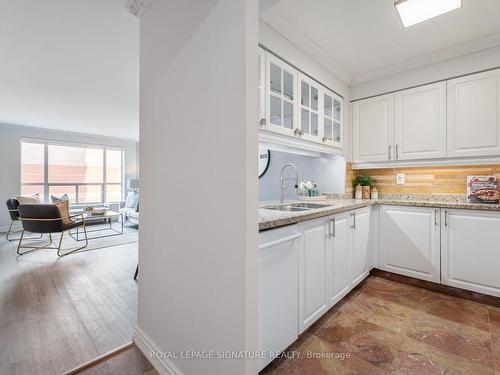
[294,128,301,136]
[259,118,266,127]
[322,137,327,143]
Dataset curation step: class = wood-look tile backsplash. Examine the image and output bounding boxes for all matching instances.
[345,163,500,194]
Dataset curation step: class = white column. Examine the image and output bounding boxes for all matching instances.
[136,0,258,374]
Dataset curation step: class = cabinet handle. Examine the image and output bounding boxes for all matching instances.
[351,212,356,229]
[388,145,392,160]
[434,210,438,226]
[444,210,448,227]
[294,128,301,136]
[331,217,336,238]
[396,144,399,160]
[322,137,327,143]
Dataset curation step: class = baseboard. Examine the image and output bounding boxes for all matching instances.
[133,326,184,375]
[370,268,500,308]
[0,225,11,234]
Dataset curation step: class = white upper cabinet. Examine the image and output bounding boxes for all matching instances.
[395,82,446,160]
[265,53,297,137]
[298,73,321,142]
[352,94,394,162]
[323,89,343,148]
[260,48,344,153]
[258,49,266,128]
[447,69,500,157]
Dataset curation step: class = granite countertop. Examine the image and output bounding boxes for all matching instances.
[259,195,500,231]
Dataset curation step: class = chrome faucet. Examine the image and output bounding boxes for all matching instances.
[280,163,298,204]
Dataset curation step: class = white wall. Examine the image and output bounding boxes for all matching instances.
[0,0,139,140]
[136,0,258,374]
[351,45,500,100]
[0,123,138,232]
[259,151,345,202]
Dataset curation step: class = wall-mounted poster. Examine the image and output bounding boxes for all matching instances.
[467,176,500,204]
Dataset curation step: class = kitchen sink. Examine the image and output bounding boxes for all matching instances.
[264,202,330,211]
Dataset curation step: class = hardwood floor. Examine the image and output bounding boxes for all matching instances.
[0,227,139,375]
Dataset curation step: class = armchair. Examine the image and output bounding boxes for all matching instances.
[17,204,88,256]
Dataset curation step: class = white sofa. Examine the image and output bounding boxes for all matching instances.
[120,192,139,226]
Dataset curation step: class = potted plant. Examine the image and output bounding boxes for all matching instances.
[353,175,373,199]
[299,180,319,197]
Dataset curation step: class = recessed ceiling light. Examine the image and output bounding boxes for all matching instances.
[395,0,462,28]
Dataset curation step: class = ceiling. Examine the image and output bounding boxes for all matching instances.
[260,0,500,84]
[0,0,139,140]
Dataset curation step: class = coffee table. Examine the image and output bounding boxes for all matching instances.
[69,211,123,241]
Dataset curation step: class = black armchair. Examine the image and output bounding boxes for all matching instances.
[5,198,42,241]
[17,204,88,256]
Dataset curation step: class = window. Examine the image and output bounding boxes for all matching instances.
[21,140,124,204]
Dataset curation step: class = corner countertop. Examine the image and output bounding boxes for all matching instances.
[259,197,500,231]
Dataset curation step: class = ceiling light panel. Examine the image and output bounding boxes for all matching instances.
[395,0,462,28]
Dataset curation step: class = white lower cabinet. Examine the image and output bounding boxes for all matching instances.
[441,209,500,297]
[258,206,374,368]
[258,226,301,371]
[350,207,371,287]
[298,217,330,333]
[379,205,440,282]
[328,212,350,307]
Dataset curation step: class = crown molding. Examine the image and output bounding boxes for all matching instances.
[129,0,153,17]
[351,32,500,85]
[259,9,353,84]
[260,5,500,86]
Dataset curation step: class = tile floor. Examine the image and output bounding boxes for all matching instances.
[84,276,500,375]
[262,276,500,375]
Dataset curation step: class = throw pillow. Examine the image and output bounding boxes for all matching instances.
[124,191,139,209]
[16,194,41,204]
[54,200,74,225]
[51,193,69,204]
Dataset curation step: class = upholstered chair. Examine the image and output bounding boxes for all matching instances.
[5,198,43,241]
[17,204,88,256]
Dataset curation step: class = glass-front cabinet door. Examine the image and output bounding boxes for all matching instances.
[322,89,343,148]
[258,49,266,128]
[265,53,297,136]
[298,73,321,143]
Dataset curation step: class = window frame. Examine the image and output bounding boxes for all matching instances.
[20,138,124,205]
